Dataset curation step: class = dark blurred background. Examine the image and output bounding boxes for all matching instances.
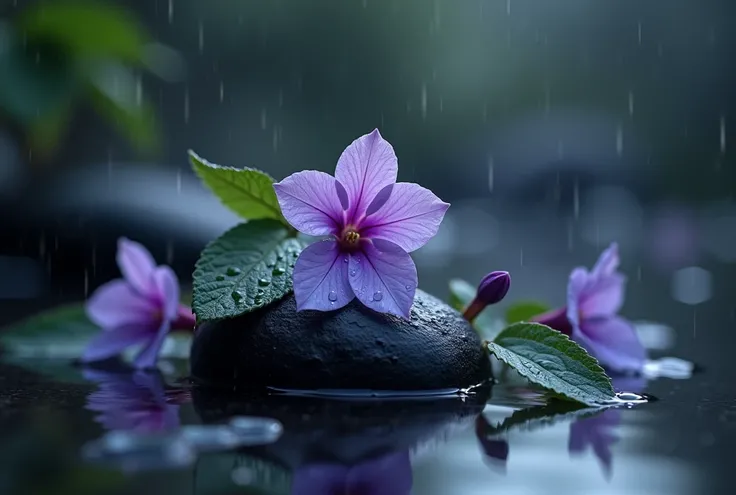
[1,0,735,342]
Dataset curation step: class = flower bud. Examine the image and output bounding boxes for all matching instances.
[462,271,511,323]
[477,271,510,306]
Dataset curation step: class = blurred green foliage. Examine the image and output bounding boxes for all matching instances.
[0,0,174,159]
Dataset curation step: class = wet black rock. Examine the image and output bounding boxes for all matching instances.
[190,289,491,390]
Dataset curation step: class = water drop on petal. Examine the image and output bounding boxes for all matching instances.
[328,290,338,302]
[372,291,383,302]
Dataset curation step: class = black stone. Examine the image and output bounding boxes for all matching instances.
[190,289,491,391]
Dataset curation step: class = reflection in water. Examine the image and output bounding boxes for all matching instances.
[291,451,413,495]
[568,375,647,479]
[83,368,180,433]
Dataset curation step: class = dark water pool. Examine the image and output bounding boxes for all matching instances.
[0,353,732,495]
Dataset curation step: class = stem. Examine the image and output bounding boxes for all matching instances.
[463,298,486,323]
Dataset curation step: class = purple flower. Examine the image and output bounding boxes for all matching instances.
[82,238,195,369]
[83,369,180,433]
[290,451,412,495]
[274,129,449,318]
[534,243,646,373]
[463,271,511,322]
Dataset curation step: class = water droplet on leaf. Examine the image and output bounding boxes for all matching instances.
[258,278,270,287]
[216,275,225,281]
[226,267,241,276]
[272,267,285,275]
[231,291,243,302]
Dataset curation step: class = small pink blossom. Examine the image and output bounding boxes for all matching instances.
[273,129,449,319]
[82,238,195,369]
[534,243,646,373]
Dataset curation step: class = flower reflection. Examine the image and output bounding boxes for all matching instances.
[290,451,412,495]
[83,369,181,433]
[475,415,509,469]
[568,375,647,479]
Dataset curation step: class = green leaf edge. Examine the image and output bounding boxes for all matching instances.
[486,322,615,406]
[188,149,289,228]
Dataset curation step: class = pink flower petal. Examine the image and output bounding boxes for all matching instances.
[86,280,157,329]
[574,316,646,372]
[133,320,171,369]
[81,324,154,363]
[590,243,620,279]
[349,239,417,319]
[273,171,345,236]
[334,129,398,224]
[117,238,158,296]
[293,240,354,311]
[151,266,179,320]
[361,182,450,252]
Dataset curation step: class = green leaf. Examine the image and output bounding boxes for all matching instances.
[487,322,615,406]
[448,279,503,338]
[505,301,551,324]
[189,150,288,225]
[19,1,148,62]
[192,220,306,321]
[478,400,602,437]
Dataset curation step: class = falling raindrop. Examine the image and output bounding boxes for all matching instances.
[573,178,580,219]
[135,75,142,106]
[328,291,338,302]
[506,0,511,15]
[176,169,182,195]
[362,0,367,7]
[720,115,726,154]
[418,83,428,120]
[488,155,494,193]
[258,278,270,287]
[168,0,174,23]
[439,97,443,113]
[616,124,623,156]
[372,291,383,302]
[519,248,524,266]
[184,88,190,124]
[260,108,267,129]
[637,21,642,44]
[84,268,89,297]
[219,81,224,103]
[272,125,280,152]
[433,0,441,30]
[628,91,634,116]
[198,21,204,53]
[227,267,241,276]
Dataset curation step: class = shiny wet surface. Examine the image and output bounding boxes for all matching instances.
[0,354,731,495]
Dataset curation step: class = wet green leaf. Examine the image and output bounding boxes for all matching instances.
[190,150,287,225]
[19,1,148,62]
[448,278,502,338]
[487,322,615,406]
[505,301,551,324]
[193,220,307,321]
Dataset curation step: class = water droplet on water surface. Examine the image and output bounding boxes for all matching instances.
[257,278,270,287]
[372,291,383,301]
[328,291,338,302]
[226,267,241,276]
